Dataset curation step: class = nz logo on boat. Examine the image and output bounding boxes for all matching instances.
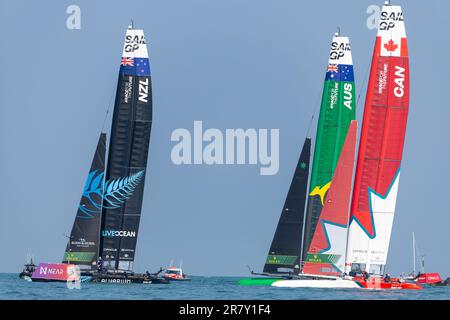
[77,170,145,219]
[138,77,149,103]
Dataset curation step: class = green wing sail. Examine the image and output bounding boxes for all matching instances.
[302,35,356,265]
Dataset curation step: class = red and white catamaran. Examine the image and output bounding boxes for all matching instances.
[273,1,419,290]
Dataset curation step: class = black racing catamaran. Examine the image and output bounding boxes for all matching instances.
[20,24,167,284]
[239,139,311,285]
[263,138,311,275]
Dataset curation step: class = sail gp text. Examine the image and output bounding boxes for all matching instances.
[170,121,279,175]
[179,304,271,318]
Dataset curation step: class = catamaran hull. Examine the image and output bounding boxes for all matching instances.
[272,279,421,290]
[90,274,170,284]
[272,279,361,288]
[239,277,422,290]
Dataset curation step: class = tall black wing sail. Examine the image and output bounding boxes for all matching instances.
[63,133,106,269]
[100,28,152,271]
[263,138,311,274]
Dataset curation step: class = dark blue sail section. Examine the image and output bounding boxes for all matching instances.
[63,133,106,269]
[263,138,311,274]
[99,28,153,271]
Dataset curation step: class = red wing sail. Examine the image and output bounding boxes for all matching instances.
[346,3,410,275]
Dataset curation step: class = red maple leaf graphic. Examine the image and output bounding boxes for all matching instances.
[384,39,398,52]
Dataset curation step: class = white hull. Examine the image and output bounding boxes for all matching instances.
[272,279,360,289]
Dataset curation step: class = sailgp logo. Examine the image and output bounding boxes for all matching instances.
[102,230,136,238]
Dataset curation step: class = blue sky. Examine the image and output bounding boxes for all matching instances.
[0,0,449,276]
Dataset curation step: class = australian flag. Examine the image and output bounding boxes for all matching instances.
[339,64,354,82]
[325,64,354,82]
[135,58,151,76]
[325,64,340,81]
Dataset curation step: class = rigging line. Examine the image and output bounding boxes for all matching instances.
[306,114,315,137]
[305,79,324,138]
[356,52,372,109]
[101,77,118,133]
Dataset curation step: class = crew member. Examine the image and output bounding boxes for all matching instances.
[362,271,369,282]
[97,256,104,273]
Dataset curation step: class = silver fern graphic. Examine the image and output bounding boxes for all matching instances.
[78,170,104,217]
[102,170,145,209]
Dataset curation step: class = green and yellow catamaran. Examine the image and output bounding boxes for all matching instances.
[302,33,356,263]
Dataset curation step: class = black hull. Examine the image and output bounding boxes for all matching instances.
[19,272,32,279]
[29,278,67,283]
[20,270,168,284]
[91,273,170,284]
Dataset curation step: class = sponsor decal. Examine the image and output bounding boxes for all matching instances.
[70,239,95,248]
[378,63,388,94]
[31,263,80,282]
[39,266,63,276]
[122,76,133,104]
[329,82,339,108]
[418,273,442,284]
[101,278,132,284]
[305,253,340,264]
[265,255,298,265]
[102,230,137,238]
[63,251,96,262]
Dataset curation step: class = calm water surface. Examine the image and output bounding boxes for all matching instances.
[1,273,449,300]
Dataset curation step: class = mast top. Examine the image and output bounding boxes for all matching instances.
[335,27,340,37]
[384,0,390,5]
[128,19,134,29]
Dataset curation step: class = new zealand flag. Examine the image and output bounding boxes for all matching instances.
[119,57,151,76]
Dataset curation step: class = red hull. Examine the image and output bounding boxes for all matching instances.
[417,273,442,284]
[354,277,422,290]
